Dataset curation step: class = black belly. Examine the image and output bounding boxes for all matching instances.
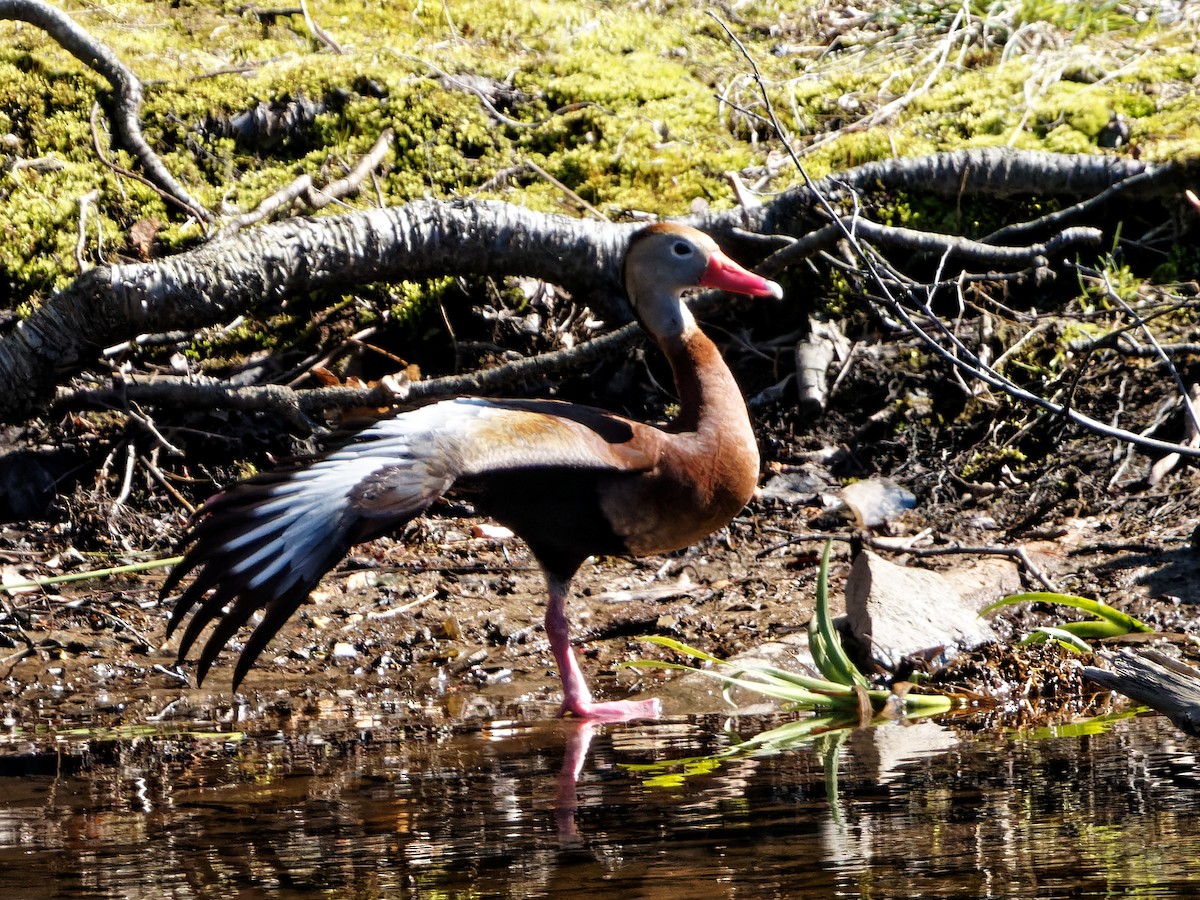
[455,466,633,579]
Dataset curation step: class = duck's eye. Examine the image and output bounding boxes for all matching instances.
[672,241,693,257]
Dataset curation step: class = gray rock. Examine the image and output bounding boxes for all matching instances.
[844,550,997,672]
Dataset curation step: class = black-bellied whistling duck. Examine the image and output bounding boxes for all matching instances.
[162,223,783,720]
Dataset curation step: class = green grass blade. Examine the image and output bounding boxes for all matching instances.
[1,556,184,592]
[639,634,725,665]
[1056,619,1130,639]
[632,639,953,713]
[627,657,853,706]
[809,540,869,688]
[1019,626,1094,653]
[980,591,1151,633]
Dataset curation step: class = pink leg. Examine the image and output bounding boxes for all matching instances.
[544,574,661,722]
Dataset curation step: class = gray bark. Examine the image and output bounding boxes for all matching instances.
[0,200,633,422]
[0,149,1183,424]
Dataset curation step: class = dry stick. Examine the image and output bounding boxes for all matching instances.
[74,188,99,272]
[711,11,1200,460]
[759,216,1102,277]
[888,542,1060,593]
[1100,275,1200,439]
[55,322,644,428]
[1148,385,1200,486]
[0,0,211,221]
[110,442,137,512]
[755,533,1059,592]
[524,159,609,221]
[89,102,203,224]
[217,174,316,237]
[1,556,186,593]
[298,0,343,53]
[392,51,538,129]
[140,452,197,514]
[284,326,378,387]
[1071,340,1200,358]
[1057,280,1200,356]
[218,129,395,237]
[312,130,394,209]
[127,400,185,457]
[895,292,1200,457]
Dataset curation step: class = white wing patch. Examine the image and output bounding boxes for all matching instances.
[350,397,655,486]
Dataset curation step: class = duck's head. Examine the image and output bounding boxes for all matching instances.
[623,223,783,340]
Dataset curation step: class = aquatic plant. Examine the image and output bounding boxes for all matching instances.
[631,542,952,715]
[981,590,1153,651]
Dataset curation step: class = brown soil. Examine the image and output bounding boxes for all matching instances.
[4,315,1200,749]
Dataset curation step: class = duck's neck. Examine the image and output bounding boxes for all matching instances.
[659,327,754,444]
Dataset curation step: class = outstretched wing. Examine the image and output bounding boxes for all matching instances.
[163,396,657,687]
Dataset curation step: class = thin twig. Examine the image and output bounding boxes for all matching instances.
[285,326,378,387]
[755,532,1057,591]
[141,451,198,513]
[1101,277,1200,438]
[711,10,1200,460]
[759,215,1101,276]
[885,541,1059,593]
[74,188,99,272]
[984,170,1160,243]
[0,0,212,220]
[110,441,137,513]
[298,0,343,53]
[524,159,609,221]
[392,51,538,129]
[217,129,394,237]
[90,102,207,222]
[0,555,185,593]
[127,401,186,456]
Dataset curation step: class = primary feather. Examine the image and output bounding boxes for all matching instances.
[163,396,655,685]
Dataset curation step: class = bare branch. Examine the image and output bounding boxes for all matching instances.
[0,0,212,222]
[0,200,636,422]
[760,217,1102,277]
[217,129,395,237]
[55,322,644,429]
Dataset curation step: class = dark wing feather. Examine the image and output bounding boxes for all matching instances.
[163,397,658,687]
[164,433,452,686]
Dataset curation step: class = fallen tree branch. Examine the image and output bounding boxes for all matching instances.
[0,0,212,222]
[0,199,636,422]
[0,154,1183,428]
[696,147,1181,246]
[1083,649,1200,735]
[54,322,643,429]
[759,216,1102,277]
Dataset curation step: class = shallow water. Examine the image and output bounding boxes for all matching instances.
[2,706,1200,899]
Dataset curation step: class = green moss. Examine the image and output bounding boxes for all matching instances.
[1,0,1199,303]
[1016,1,1127,33]
[387,276,456,329]
[959,445,1030,482]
